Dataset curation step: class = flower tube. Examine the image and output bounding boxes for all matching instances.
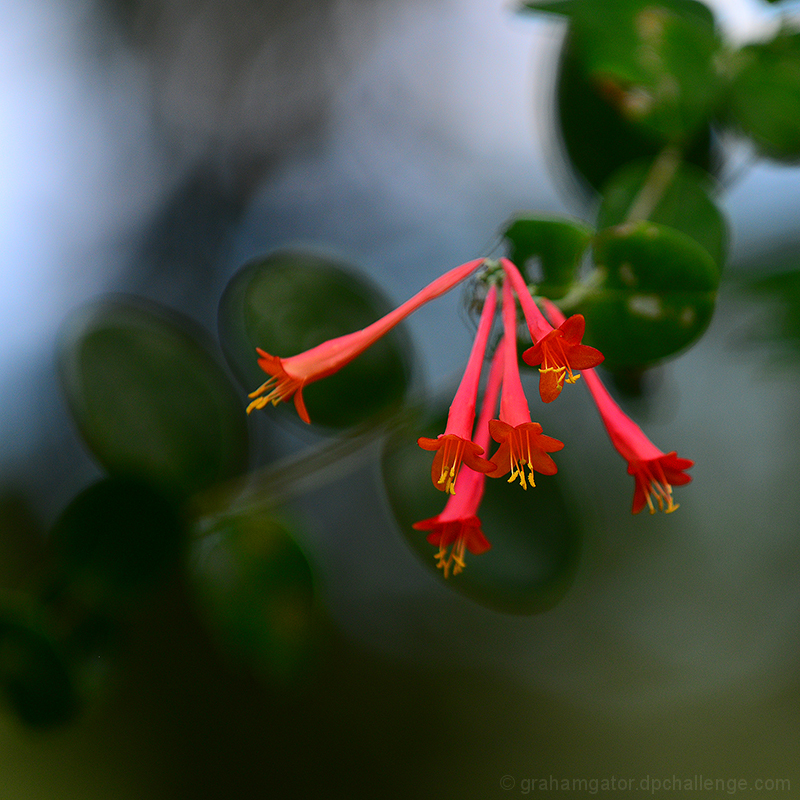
[501,258,603,403]
[413,340,504,577]
[417,284,497,493]
[247,258,485,423]
[487,278,564,489]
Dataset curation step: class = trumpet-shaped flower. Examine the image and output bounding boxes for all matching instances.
[523,315,605,403]
[417,285,497,493]
[413,469,491,579]
[247,258,485,423]
[541,298,693,514]
[488,279,564,489]
[413,342,504,577]
[500,258,603,403]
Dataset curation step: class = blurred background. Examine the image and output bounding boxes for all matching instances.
[3,0,800,797]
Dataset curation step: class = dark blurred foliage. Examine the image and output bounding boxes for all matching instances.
[5,0,800,797]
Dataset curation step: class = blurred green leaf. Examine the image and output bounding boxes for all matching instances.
[554,2,718,190]
[578,221,719,367]
[727,31,800,161]
[50,477,185,608]
[219,250,412,430]
[571,0,721,142]
[382,409,581,614]
[503,216,594,298]
[0,607,78,727]
[597,158,727,269]
[190,510,316,680]
[522,0,714,25]
[59,297,248,501]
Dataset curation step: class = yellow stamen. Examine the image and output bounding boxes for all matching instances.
[434,539,467,579]
[540,338,581,387]
[246,375,296,414]
[642,463,679,514]
[506,428,536,490]
[436,438,466,495]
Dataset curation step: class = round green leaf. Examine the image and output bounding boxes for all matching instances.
[190,510,316,680]
[50,477,185,608]
[59,297,248,501]
[597,158,727,269]
[382,410,581,614]
[580,220,719,367]
[503,216,594,298]
[727,32,800,161]
[0,609,77,727]
[571,0,722,142]
[554,4,718,190]
[219,250,412,429]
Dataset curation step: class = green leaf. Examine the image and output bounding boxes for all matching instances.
[727,31,800,161]
[554,1,719,190]
[190,510,316,680]
[579,220,719,367]
[597,158,727,269]
[381,410,581,614]
[0,608,78,727]
[503,216,594,298]
[59,297,248,501]
[572,0,722,142]
[521,0,714,24]
[218,250,412,429]
[50,477,185,608]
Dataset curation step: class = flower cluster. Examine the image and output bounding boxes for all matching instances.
[246,257,693,577]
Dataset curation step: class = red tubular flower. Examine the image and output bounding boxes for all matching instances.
[413,470,490,579]
[246,258,485,423]
[541,298,693,514]
[413,341,504,578]
[487,279,564,489]
[417,284,497,493]
[500,258,603,403]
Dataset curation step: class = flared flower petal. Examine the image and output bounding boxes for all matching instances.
[630,452,694,515]
[246,349,310,422]
[523,314,604,403]
[413,440,492,577]
[247,258,485,422]
[413,470,491,578]
[487,419,564,489]
[417,434,494,494]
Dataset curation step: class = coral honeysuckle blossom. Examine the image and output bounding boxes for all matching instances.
[417,284,497,493]
[246,258,485,423]
[413,341,504,578]
[500,258,604,403]
[488,278,564,489]
[541,298,693,514]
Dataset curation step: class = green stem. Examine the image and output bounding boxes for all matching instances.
[623,145,682,223]
[549,267,605,313]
